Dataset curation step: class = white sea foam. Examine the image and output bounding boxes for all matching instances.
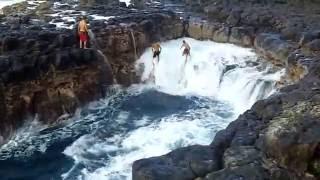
[63,100,229,180]
[90,15,115,21]
[0,37,283,180]
[136,38,284,113]
[62,38,283,180]
[0,117,48,160]
[119,0,131,6]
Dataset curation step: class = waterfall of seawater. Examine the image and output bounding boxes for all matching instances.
[137,38,282,113]
[130,30,138,60]
[0,38,283,180]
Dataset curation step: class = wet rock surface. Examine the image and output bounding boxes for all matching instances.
[1,0,320,179]
[133,145,220,180]
[0,0,186,144]
[1,0,209,149]
[131,0,320,180]
[133,83,320,179]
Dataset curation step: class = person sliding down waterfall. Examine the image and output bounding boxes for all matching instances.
[78,16,89,49]
[152,43,161,65]
[179,40,191,84]
[149,43,162,82]
[181,40,191,65]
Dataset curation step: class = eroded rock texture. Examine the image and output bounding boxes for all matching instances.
[0,0,184,144]
[132,0,320,180]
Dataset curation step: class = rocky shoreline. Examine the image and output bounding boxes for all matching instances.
[0,0,185,144]
[0,0,319,179]
[132,0,320,180]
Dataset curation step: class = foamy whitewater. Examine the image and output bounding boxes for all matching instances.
[0,38,283,180]
[119,0,131,6]
[137,38,282,114]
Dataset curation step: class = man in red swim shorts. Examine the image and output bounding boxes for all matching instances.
[78,16,89,49]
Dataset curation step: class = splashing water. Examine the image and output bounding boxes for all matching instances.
[0,38,283,180]
[119,0,131,6]
[137,38,283,113]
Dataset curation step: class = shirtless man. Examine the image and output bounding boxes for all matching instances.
[149,43,161,81]
[181,40,190,64]
[152,43,162,63]
[78,16,89,49]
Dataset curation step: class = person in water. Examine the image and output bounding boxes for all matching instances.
[78,16,89,49]
[152,43,162,62]
[148,43,161,81]
[181,40,191,64]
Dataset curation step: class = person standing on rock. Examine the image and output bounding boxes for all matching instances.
[78,16,89,49]
[181,40,191,65]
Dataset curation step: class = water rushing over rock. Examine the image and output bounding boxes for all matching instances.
[0,38,282,180]
[137,38,283,113]
[0,0,320,179]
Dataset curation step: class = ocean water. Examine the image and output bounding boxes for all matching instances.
[0,38,283,180]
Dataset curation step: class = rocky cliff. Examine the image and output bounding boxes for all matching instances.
[0,0,184,145]
[0,27,114,144]
[1,0,319,179]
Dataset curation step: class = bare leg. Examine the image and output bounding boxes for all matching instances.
[179,57,186,84]
[184,55,188,66]
[84,41,87,49]
[149,58,156,82]
[151,58,156,74]
[186,53,191,65]
[80,40,83,49]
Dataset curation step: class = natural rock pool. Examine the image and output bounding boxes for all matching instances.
[0,38,283,180]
